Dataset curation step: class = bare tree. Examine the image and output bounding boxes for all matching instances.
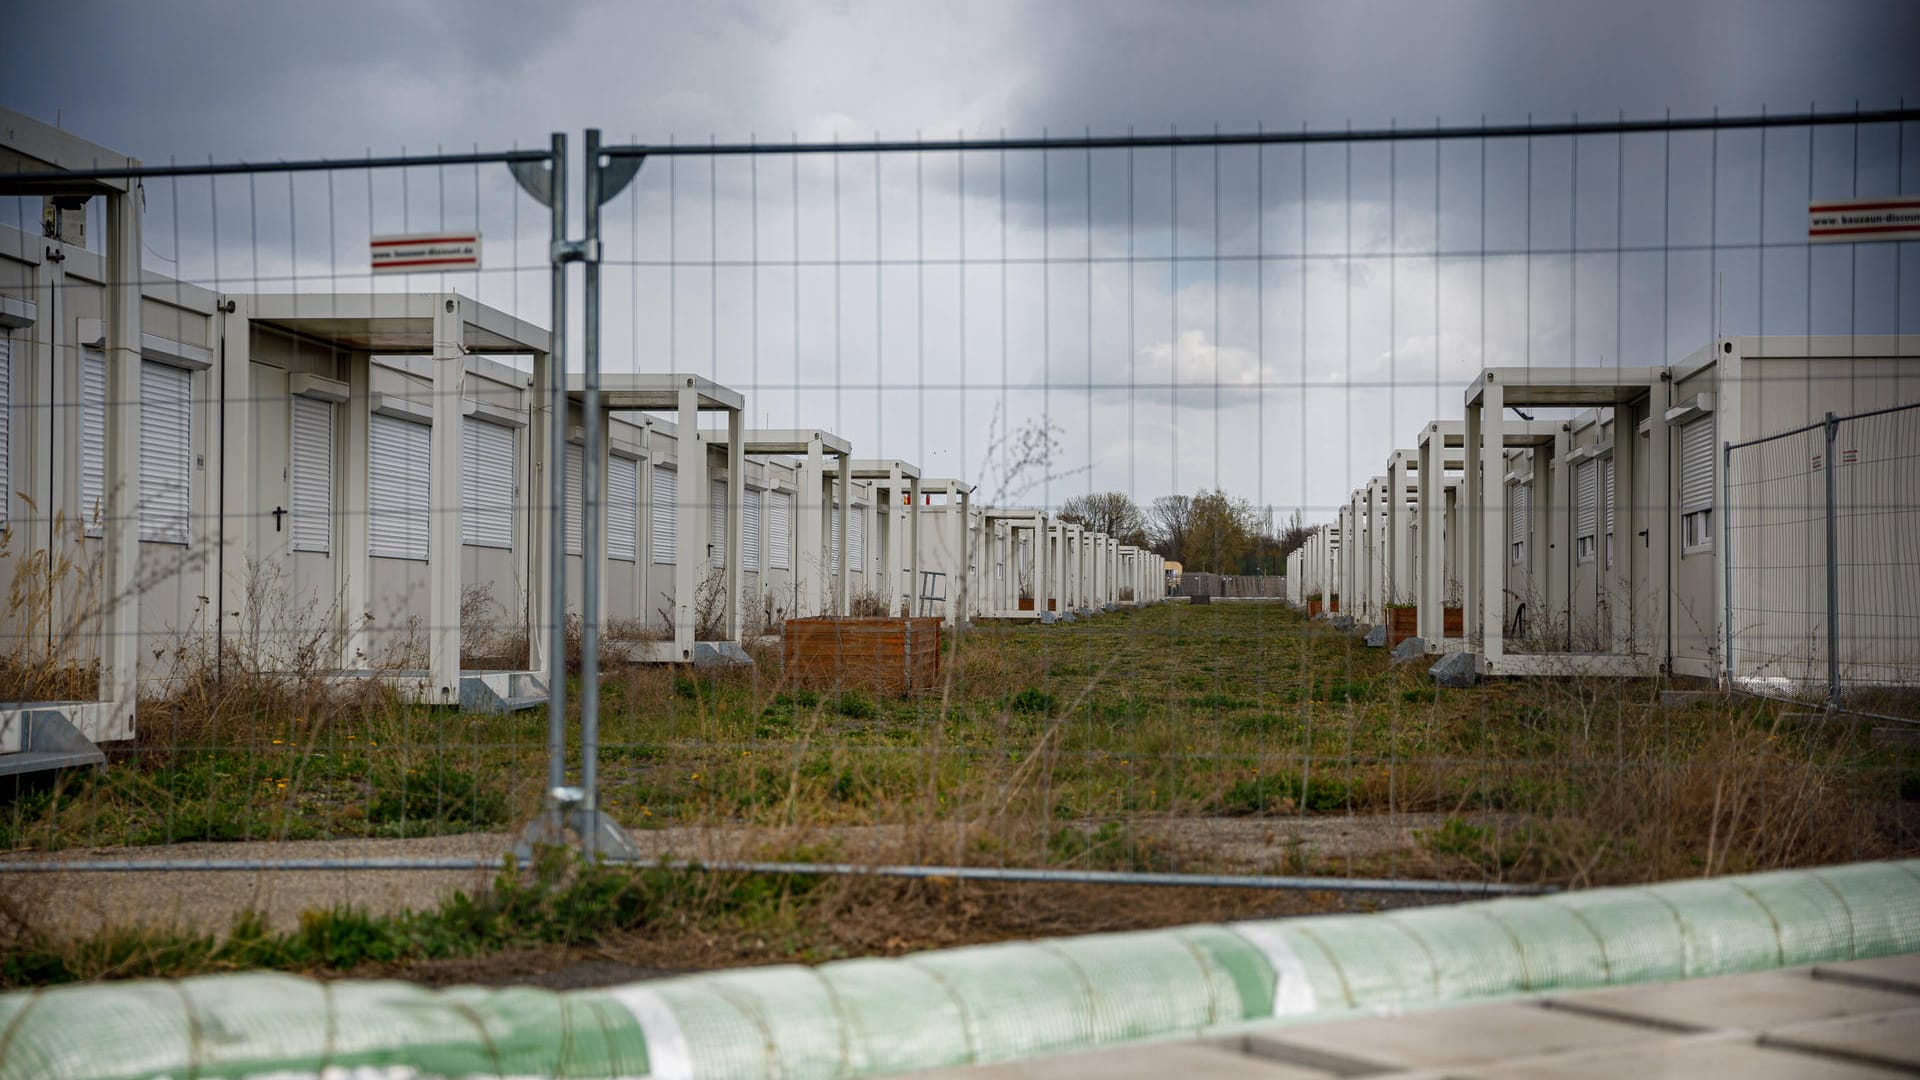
[1148,495,1192,564]
[1058,491,1150,548]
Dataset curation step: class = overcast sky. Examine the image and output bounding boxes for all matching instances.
[6,0,1919,519]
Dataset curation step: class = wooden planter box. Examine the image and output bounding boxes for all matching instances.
[1386,606,1418,648]
[783,616,942,695]
[1307,599,1325,618]
[1445,606,1463,636]
[1328,595,1341,614]
[1018,597,1036,611]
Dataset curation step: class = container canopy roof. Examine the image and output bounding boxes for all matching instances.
[850,459,923,481]
[248,293,549,355]
[707,428,851,456]
[1468,367,1663,407]
[566,373,744,412]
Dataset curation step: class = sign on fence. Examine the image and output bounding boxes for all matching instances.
[369,232,481,272]
[1807,196,1920,243]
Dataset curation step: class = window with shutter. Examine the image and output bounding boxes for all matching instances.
[650,465,677,563]
[139,361,192,545]
[831,502,841,573]
[742,488,762,571]
[608,455,638,561]
[1680,417,1714,553]
[849,503,865,571]
[767,489,792,570]
[1574,459,1598,563]
[1603,455,1616,568]
[82,348,105,537]
[709,477,727,566]
[369,413,430,560]
[290,396,334,553]
[564,443,584,557]
[1508,481,1528,564]
[461,417,515,550]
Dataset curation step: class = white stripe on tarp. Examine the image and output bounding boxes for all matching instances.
[608,984,694,1080]
[1230,923,1319,1017]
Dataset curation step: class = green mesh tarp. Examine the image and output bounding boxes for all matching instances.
[2,859,1914,1080]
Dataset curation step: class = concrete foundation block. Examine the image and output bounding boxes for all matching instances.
[1329,614,1355,631]
[1039,610,1059,625]
[692,641,754,669]
[1430,651,1484,688]
[1390,636,1428,664]
[1364,625,1387,648]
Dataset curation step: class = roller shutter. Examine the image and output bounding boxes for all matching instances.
[1574,460,1598,540]
[767,490,792,570]
[1603,456,1615,534]
[461,417,514,550]
[1508,481,1530,546]
[608,455,638,561]
[369,412,430,560]
[565,443,584,557]
[709,477,727,566]
[1680,418,1715,514]
[743,488,762,571]
[651,465,677,563]
[82,348,105,536]
[850,503,866,571]
[139,361,192,545]
[831,503,841,573]
[290,396,334,553]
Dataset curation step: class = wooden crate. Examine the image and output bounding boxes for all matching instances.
[783,616,943,695]
[1387,606,1418,647]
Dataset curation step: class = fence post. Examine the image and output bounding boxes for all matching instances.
[1825,412,1840,715]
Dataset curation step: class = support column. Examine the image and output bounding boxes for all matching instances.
[1646,373,1672,670]
[725,410,744,639]
[426,296,464,702]
[674,381,702,661]
[527,348,554,677]
[342,354,373,667]
[834,455,851,616]
[907,476,921,618]
[798,436,824,617]
[1609,405,1636,653]
[1418,434,1441,642]
[218,302,255,662]
[99,185,142,734]
[1480,378,1506,663]
[1463,404,1482,645]
[1547,426,1571,648]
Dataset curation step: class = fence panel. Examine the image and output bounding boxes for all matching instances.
[1727,402,1920,721]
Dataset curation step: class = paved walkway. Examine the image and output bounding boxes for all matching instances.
[914,953,1920,1078]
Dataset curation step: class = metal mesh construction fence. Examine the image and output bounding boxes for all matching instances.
[0,108,1915,947]
[1727,401,1920,721]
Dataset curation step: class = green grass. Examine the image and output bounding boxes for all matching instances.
[0,849,830,988]
[3,603,1913,885]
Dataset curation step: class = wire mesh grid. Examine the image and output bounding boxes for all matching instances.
[0,112,1915,935]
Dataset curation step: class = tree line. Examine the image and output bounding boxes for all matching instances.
[1056,491,1312,576]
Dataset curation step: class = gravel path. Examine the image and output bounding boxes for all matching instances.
[1,812,1471,939]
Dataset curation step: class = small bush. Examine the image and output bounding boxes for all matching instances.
[366,761,509,832]
[1220,772,1352,814]
[1007,688,1057,715]
[834,691,878,720]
